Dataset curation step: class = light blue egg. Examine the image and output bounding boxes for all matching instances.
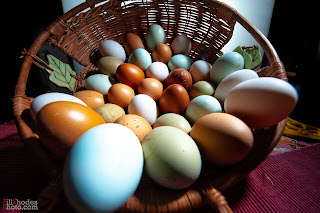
[64,124,144,213]
[146,24,166,51]
[85,74,114,95]
[185,95,222,124]
[210,52,245,86]
[168,54,192,71]
[128,48,152,71]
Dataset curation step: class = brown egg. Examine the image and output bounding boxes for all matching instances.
[35,101,105,158]
[159,84,190,115]
[98,56,124,76]
[116,63,145,90]
[74,90,105,110]
[123,33,145,56]
[152,44,172,64]
[190,113,253,166]
[114,114,152,142]
[164,68,193,90]
[138,78,163,101]
[107,83,135,108]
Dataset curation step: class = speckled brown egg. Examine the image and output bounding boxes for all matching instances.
[164,68,193,90]
[152,44,172,64]
[107,83,135,109]
[123,33,145,56]
[138,78,163,101]
[116,63,145,90]
[74,90,105,110]
[114,114,152,142]
[159,84,190,115]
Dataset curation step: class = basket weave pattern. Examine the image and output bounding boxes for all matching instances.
[13,0,287,212]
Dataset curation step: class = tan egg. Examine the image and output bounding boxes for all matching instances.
[114,114,152,142]
[74,90,105,110]
[95,103,125,123]
[107,83,135,109]
[123,33,145,56]
[190,113,253,166]
[98,56,124,76]
[152,44,172,64]
[138,78,163,101]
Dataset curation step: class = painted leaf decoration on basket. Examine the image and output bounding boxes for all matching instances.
[46,54,76,91]
[233,45,262,69]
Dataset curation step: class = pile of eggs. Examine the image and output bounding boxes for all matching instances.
[31,24,298,212]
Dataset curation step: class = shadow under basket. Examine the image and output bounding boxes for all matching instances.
[13,0,288,212]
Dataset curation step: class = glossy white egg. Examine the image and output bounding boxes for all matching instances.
[128,94,158,125]
[190,60,212,83]
[214,69,259,107]
[30,92,87,119]
[99,40,126,62]
[146,61,169,82]
[64,123,143,213]
[225,77,298,129]
[85,74,114,95]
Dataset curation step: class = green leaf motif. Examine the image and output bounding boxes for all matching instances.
[46,54,76,91]
[233,45,262,69]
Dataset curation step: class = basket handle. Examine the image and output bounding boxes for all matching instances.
[206,188,233,213]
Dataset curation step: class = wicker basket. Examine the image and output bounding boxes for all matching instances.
[13,0,287,212]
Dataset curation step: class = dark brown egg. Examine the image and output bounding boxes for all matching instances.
[159,84,190,115]
[152,44,172,64]
[116,63,145,90]
[123,33,145,56]
[164,68,193,90]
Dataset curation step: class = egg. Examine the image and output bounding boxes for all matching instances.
[107,83,135,109]
[128,48,152,71]
[171,34,192,55]
[153,113,191,134]
[168,54,191,71]
[114,114,152,142]
[94,103,125,123]
[116,63,145,90]
[85,74,113,95]
[30,92,87,120]
[189,81,215,99]
[190,113,253,166]
[142,126,201,189]
[152,43,172,64]
[137,78,163,101]
[210,52,245,86]
[74,90,105,110]
[98,56,124,76]
[190,60,212,82]
[214,69,259,107]
[64,123,143,213]
[123,33,145,56]
[128,94,158,125]
[185,95,222,124]
[224,77,298,129]
[36,101,105,158]
[145,24,166,51]
[146,61,169,82]
[99,40,126,62]
[159,84,190,115]
[164,68,193,90]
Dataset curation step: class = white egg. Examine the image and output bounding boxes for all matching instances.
[190,60,212,83]
[225,77,298,129]
[30,92,87,119]
[64,123,143,213]
[171,34,192,55]
[85,74,113,95]
[128,94,158,125]
[214,69,259,107]
[146,61,169,82]
[99,40,126,62]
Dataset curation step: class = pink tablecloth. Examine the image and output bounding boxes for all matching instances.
[1,120,320,212]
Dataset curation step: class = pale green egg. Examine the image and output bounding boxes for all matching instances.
[146,24,166,51]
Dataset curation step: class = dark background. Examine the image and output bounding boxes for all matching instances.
[2,0,320,127]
